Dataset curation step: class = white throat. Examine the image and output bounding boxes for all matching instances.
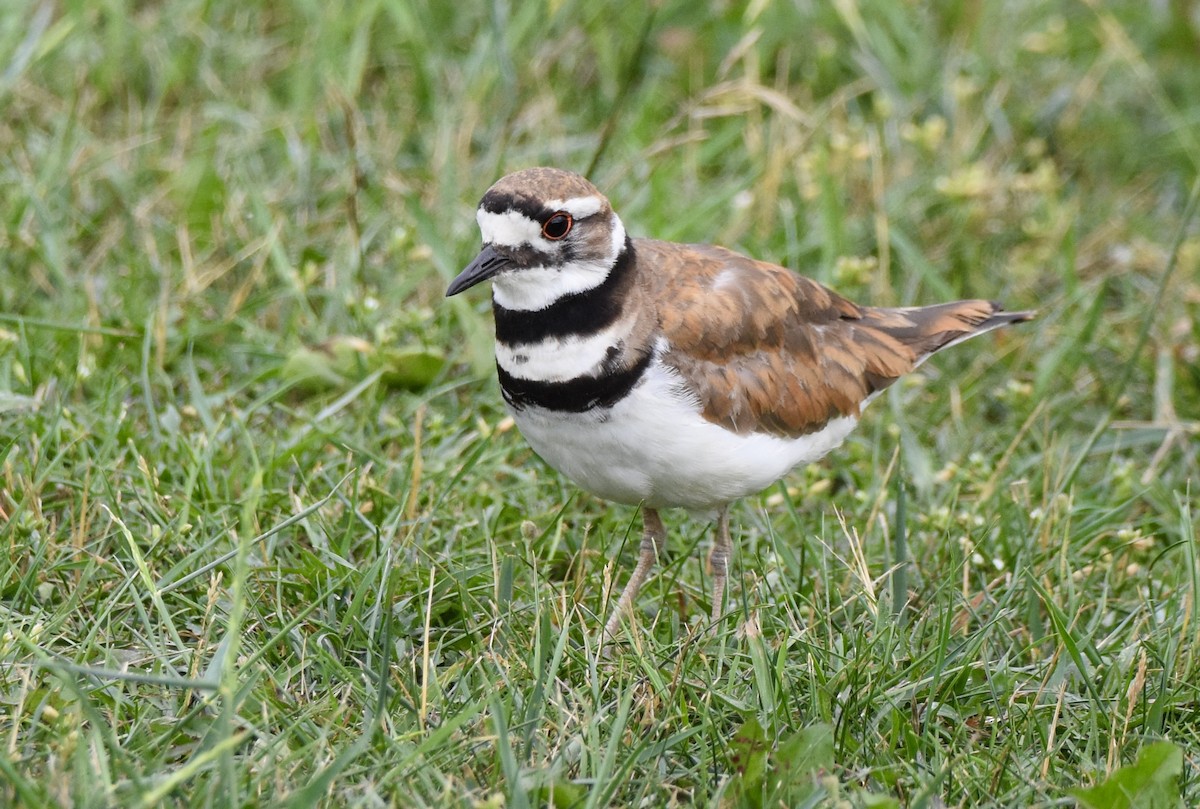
[489,214,627,312]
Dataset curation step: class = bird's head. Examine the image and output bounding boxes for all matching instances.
[446,168,628,311]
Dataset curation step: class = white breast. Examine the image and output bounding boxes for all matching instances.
[507,359,859,511]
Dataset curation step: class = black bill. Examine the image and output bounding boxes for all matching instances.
[446,244,511,297]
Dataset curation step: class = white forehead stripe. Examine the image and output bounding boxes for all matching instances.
[545,195,604,219]
[477,209,542,248]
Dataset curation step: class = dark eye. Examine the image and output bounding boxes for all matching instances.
[542,212,573,240]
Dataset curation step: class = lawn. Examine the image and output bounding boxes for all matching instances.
[2,1,1199,806]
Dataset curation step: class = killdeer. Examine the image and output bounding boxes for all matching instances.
[446,167,1033,643]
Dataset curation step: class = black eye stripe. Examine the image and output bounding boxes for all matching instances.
[479,192,601,230]
[480,193,555,223]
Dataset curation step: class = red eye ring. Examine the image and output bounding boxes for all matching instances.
[542,212,573,240]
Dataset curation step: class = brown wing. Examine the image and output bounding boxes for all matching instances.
[639,239,1032,437]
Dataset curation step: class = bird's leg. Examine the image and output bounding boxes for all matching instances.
[602,507,666,643]
[708,506,731,627]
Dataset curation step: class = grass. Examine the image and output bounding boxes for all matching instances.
[2,0,1199,806]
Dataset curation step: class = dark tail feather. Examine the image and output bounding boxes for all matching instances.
[864,300,1035,361]
[929,302,1036,358]
[978,306,1037,330]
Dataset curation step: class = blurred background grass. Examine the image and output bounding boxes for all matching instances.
[2,0,1198,806]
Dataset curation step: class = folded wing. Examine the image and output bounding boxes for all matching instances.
[642,240,1033,437]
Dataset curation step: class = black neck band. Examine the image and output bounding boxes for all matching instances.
[497,349,652,413]
[493,238,635,346]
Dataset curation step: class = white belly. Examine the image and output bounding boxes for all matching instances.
[508,361,858,511]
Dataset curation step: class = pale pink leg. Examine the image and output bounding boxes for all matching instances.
[709,507,731,627]
[602,508,666,644]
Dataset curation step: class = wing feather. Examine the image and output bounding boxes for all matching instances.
[638,239,1031,437]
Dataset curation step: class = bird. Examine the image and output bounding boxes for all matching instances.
[446,167,1033,644]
